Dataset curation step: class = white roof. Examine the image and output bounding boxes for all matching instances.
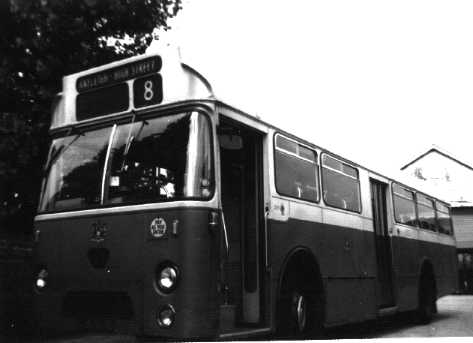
[51,47,214,131]
[401,144,473,172]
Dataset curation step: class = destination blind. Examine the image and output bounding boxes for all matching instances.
[76,56,163,120]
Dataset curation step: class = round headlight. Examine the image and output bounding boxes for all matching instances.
[157,265,178,293]
[157,304,176,328]
[36,278,46,289]
[35,269,48,291]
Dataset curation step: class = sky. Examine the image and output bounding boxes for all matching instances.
[155,0,473,180]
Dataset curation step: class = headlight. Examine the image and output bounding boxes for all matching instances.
[156,263,179,293]
[157,304,176,328]
[35,269,48,291]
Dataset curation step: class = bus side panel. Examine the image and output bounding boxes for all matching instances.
[390,228,419,311]
[393,230,458,312]
[442,243,459,295]
[417,236,458,298]
[268,217,378,327]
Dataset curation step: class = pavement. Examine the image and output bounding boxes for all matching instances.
[379,295,473,338]
[2,295,473,342]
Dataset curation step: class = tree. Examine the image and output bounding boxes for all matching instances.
[0,0,182,239]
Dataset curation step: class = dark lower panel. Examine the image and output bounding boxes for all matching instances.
[269,218,378,325]
[392,234,457,311]
[35,207,220,339]
[269,218,458,325]
[324,277,377,326]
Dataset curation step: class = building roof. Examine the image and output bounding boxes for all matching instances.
[451,201,473,209]
[400,145,473,172]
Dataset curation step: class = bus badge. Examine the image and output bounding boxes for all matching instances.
[150,217,167,238]
[90,221,107,243]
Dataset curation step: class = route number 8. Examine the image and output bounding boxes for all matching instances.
[144,80,154,101]
[133,74,162,108]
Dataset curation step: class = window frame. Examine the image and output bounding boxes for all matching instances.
[392,183,418,228]
[273,133,320,204]
[320,153,362,213]
[38,107,216,214]
[415,193,437,232]
[435,201,453,235]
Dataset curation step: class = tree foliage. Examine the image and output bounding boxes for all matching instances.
[0,0,181,238]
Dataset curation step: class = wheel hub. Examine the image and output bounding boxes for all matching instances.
[293,293,307,332]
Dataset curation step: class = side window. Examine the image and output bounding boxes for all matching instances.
[436,202,452,235]
[392,183,417,226]
[274,134,318,202]
[416,194,437,231]
[321,154,361,212]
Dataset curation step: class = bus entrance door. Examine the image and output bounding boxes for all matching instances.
[370,179,395,308]
[219,119,264,326]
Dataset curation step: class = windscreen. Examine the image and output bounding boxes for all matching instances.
[39,112,213,212]
[39,127,111,211]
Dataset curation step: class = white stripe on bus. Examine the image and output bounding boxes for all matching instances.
[271,196,456,246]
[35,198,219,222]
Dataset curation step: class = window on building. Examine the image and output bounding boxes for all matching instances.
[416,194,437,231]
[436,202,452,235]
[392,183,417,226]
[274,135,318,202]
[321,154,361,212]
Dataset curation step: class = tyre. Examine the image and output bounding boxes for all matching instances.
[417,274,437,324]
[276,270,322,339]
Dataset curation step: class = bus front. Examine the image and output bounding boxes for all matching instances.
[34,52,221,339]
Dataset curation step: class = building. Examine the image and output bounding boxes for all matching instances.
[400,145,473,293]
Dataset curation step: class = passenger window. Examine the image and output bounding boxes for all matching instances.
[321,154,361,212]
[436,202,452,235]
[392,184,417,227]
[416,194,437,231]
[274,135,318,202]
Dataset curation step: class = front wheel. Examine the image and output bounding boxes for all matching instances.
[277,272,322,338]
[292,291,307,333]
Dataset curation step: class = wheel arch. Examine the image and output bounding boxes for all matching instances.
[417,257,437,296]
[416,257,438,321]
[418,258,436,280]
[276,246,325,317]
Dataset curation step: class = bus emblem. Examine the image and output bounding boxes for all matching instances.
[90,221,107,243]
[150,217,167,238]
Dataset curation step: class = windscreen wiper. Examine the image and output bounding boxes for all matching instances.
[120,117,148,172]
[120,115,136,172]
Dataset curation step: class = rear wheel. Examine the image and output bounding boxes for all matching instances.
[417,274,437,324]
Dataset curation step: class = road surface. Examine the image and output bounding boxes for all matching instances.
[3,295,473,342]
[326,295,473,339]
